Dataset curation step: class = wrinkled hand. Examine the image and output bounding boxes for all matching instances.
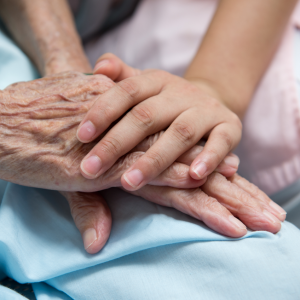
[77,53,242,192]
[64,132,285,254]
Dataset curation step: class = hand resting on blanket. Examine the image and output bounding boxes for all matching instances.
[0,72,285,254]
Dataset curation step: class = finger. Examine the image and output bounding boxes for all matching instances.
[120,108,225,191]
[228,174,286,221]
[88,151,206,191]
[190,121,241,180]
[150,162,207,188]
[62,191,112,254]
[130,185,247,238]
[201,173,282,233]
[177,145,239,178]
[98,151,206,189]
[76,70,169,144]
[133,135,239,177]
[93,53,142,81]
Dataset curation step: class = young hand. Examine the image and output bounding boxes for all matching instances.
[77,53,242,191]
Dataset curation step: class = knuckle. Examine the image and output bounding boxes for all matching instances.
[91,101,115,125]
[240,179,261,200]
[130,105,155,130]
[99,136,122,156]
[118,78,140,101]
[101,104,116,123]
[171,121,196,145]
[185,192,220,219]
[217,130,233,149]
[164,163,187,185]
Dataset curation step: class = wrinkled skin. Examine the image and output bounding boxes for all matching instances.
[0,72,208,191]
[0,72,113,191]
[0,72,285,254]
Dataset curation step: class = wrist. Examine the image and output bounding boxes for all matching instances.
[185,76,247,119]
[44,48,92,76]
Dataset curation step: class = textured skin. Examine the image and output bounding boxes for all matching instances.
[0,71,123,191]
[0,71,284,251]
[0,72,205,193]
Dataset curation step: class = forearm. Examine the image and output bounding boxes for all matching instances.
[0,0,91,76]
[184,0,297,118]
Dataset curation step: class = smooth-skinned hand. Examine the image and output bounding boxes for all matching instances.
[77,53,242,192]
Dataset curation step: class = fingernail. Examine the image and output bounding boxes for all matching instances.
[123,169,144,188]
[224,155,240,169]
[263,210,280,224]
[81,155,102,177]
[83,228,97,250]
[93,60,109,72]
[269,201,287,216]
[229,215,247,230]
[77,120,96,142]
[192,162,207,178]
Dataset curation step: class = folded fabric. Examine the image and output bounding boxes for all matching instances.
[1,184,300,299]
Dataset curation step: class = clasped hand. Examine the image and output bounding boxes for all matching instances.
[0,71,285,254]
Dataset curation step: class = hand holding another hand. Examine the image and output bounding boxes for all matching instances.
[77,53,242,192]
[0,72,285,255]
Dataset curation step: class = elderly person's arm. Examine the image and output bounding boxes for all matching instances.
[0,0,91,75]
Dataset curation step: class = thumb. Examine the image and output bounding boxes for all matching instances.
[93,53,141,81]
[61,191,112,254]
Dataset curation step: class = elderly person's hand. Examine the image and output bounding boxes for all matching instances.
[0,72,285,255]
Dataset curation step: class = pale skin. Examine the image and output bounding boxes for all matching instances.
[0,0,287,254]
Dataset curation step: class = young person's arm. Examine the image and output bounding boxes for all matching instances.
[185,0,297,119]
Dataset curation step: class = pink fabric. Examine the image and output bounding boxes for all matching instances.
[235,22,300,195]
[85,0,300,195]
[236,3,300,194]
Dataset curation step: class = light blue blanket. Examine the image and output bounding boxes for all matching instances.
[1,26,300,300]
